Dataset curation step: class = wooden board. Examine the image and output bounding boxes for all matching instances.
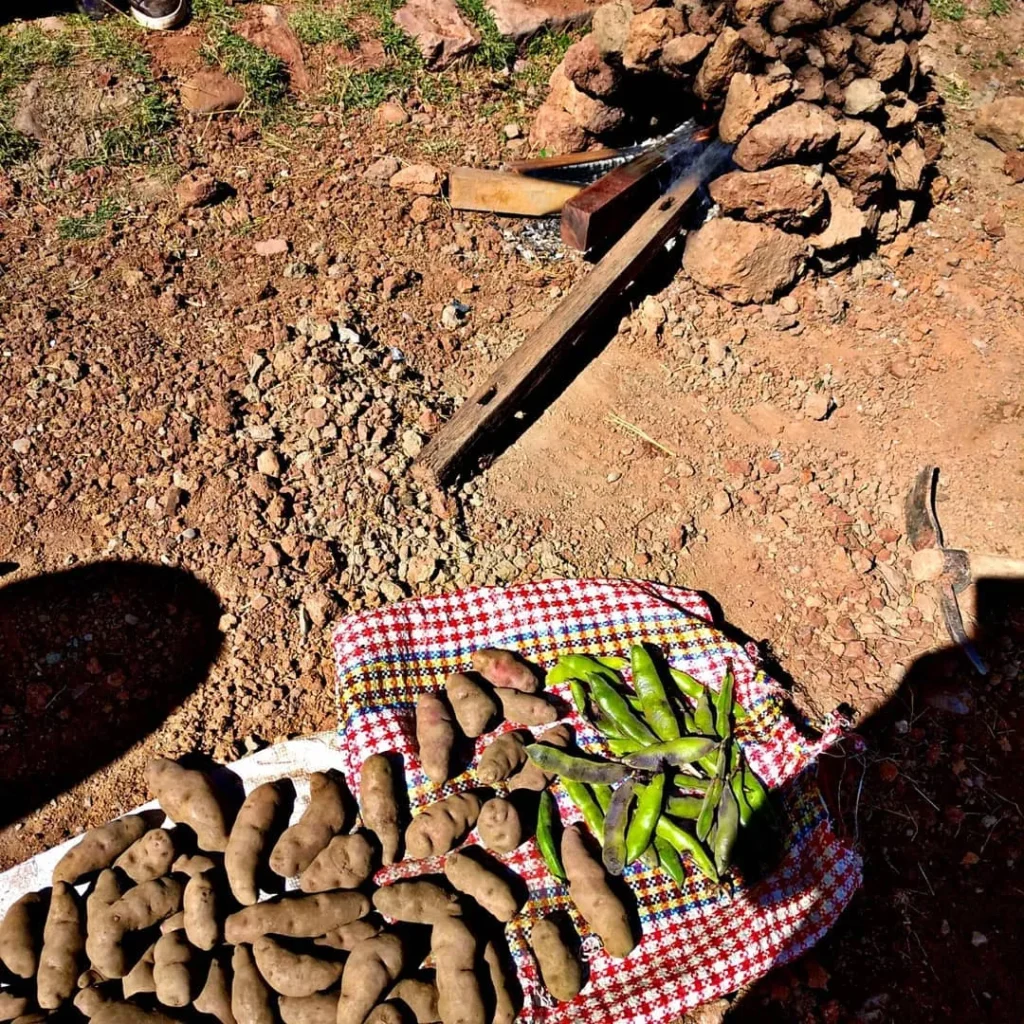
[506,148,621,175]
[448,168,582,217]
[414,155,725,486]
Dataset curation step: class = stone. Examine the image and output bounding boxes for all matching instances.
[853,37,907,82]
[562,36,620,98]
[1004,151,1024,182]
[303,591,338,628]
[793,64,825,102]
[831,121,889,206]
[364,155,401,182]
[733,102,839,170]
[737,24,778,58]
[394,0,479,69]
[591,0,632,57]
[549,67,625,135]
[409,196,433,223]
[254,238,289,256]
[814,26,853,71]
[13,79,46,141]
[846,0,898,39]
[376,101,410,125]
[529,102,588,154]
[844,77,884,115]
[712,489,733,516]
[683,218,806,304]
[623,8,685,71]
[175,171,220,210]
[709,165,826,229]
[803,391,832,420]
[694,27,751,102]
[809,173,880,251]
[238,4,310,93]
[981,207,1005,239]
[485,0,595,39]
[876,205,899,242]
[974,97,1024,153]
[180,71,244,114]
[256,450,281,477]
[889,139,926,191]
[660,34,711,76]
[389,163,444,195]
[768,0,827,33]
[884,95,919,130]
[734,0,776,21]
[718,71,791,144]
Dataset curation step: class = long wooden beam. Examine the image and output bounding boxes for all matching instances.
[448,168,582,217]
[414,148,727,487]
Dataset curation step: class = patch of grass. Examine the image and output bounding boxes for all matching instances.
[525,29,572,63]
[58,197,122,240]
[290,5,359,48]
[931,0,966,21]
[940,73,972,106]
[96,90,175,164]
[203,28,290,110]
[0,25,74,99]
[987,0,1011,14]
[0,119,37,168]
[190,0,241,23]
[86,19,151,77]
[455,0,516,69]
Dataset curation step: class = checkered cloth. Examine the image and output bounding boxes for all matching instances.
[331,578,861,1023]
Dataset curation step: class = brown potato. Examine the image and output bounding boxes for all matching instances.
[476,731,529,785]
[494,689,557,727]
[184,871,220,950]
[145,759,230,853]
[37,881,84,1009]
[445,674,498,737]
[52,813,159,885]
[415,692,456,784]
[224,891,370,944]
[121,942,157,999]
[0,993,30,1022]
[230,945,275,1024]
[405,793,481,860]
[269,773,349,879]
[299,833,375,893]
[194,953,235,1024]
[159,912,185,935]
[279,993,337,1024]
[432,919,485,1024]
[153,932,192,1008]
[91,1003,180,1024]
[313,918,383,951]
[484,938,519,1024]
[471,649,540,693]
[335,935,403,1024]
[171,853,218,877]
[252,937,342,998]
[372,882,461,925]
[387,978,440,1024]
[113,830,176,884]
[443,851,519,922]
[507,724,572,792]
[225,782,290,907]
[365,1005,404,1024]
[476,798,522,854]
[0,891,45,979]
[360,755,400,867]
[529,918,581,1002]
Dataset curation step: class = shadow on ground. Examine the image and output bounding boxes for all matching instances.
[0,560,222,826]
[727,576,1024,1023]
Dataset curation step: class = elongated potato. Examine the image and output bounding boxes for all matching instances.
[484,939,518,1024]
[336,935,403,1024]
[471,649,540,693]
[113,830,176,884]
[121,942,157,999]
[494,689,557,727]
[405,793,481,860]
[269,773,348,878]
[226,782,289,907]
[87,870,125,922]
[153,932,192,1008]
[476,798,522,854]
[252,937,342,997]
[445,674,498,738]
[313,918,382,951]
[194,953,235,1024]
[561,824,635,958]
[476,731,528,785]
[231,946,274,1024]
[387,978,440,1024]
[159,912,185,935]
[224,892,370,944]
[279,993,337,1024]
[416,692,456,783]
[53,813,158,885]
[171,853,217,877]
[0,891,45,979]
[91,1003,180,1024]
[145,759,230,853]
[372,882,461,925]
[529,918,581,1002]
[184,871,220,950]
[443,852,519,922]
[0,993,30,1021]
[360,755,400,866]
[432,919,485,1024]
[37,881,84,1009]
[507,724,572,792]
[299,834,374,893]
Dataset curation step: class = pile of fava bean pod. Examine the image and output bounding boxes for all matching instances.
[526,647,772,885]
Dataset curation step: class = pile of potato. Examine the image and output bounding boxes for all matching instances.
[0,649,637,1024]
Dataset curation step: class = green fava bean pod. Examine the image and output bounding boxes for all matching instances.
[714,669,735,740]
[592,784,613,812]
[602,778,636,876]
[696,774,724,843]
[630,644,681,742]
[693,687,715,736]
[665,794,703,819]
[669,668,749,724]
[562,779,605,843]
[525,744,628,785]
[537,790,566,881]
[714,782,740,875]
[655,816,718,883]
[625,773,666,865]
[586,672,658,746]
[654,837,685,884]
[622,736,719,771]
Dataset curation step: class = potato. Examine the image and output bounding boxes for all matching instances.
[335,935,403,1024]
[145,758,230,853]
[507,724,572,792]
[493,689,557,727]
[279,992,337,1024]
[171,853,217,877]
[113,830,176,884]
[299,834,374,893]
[0,993,30,1021]
[224,891,370,944]
[372,882,461,925]
[529,918,581,1002]
[153,932,192,1008]
[415,692,456,783]
[226,782,290,907]
[313,918,382,952]
[269,773,348,878]
[432,919,485,1024]
[365,1005,404,1024]
[476,799,522,854]
[91,1003,180,1024]
[87,877,184,980]
[87,870,125,921]
[74,973,114,1017]
[121,942,157,999]
[159,912,185,935]
[360,755,400,867]
[561,824,635,958]
[483,939,518,1024]
[476,731,528,785]
[184,871,220,950]
[0,891,45,979]
[405,793,481,860]
[231,945,274,1024]
[443,852,519,922]
[444,674,498,738]
[470,649,540,694]
[52,813,159,885]
[387,978,440,1024]
[252,937,342,998]
[37,880,84,1009]
[194,953,235,1024]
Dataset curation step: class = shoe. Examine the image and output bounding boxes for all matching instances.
[128,0,190,30]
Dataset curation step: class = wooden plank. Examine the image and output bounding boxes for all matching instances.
[414,154,725,486]
[506,148,621,175]
[448,168,582,217]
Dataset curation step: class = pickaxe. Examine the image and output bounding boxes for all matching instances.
[905,466,1024,674]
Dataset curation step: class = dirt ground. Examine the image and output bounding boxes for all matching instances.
[0,1,1022,1021]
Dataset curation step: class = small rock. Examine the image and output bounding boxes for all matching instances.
[401,430,424,457]
[503,122,522,139]
[695,27,752,102]
[254,238,289,256]
[12,437,31,455]
[406,554,437,585]
[803,391,832,420]
[393,0,479,69]
[175,171,221,210]
[376,100,410,125]
[389,163,443,196]
[162,486,187,517]
[971,932,988,947]
[180,71,245,114]
[562,36,620,98]
[844,77,885,115]
[709,165,825,230]
[981,207,1006,238]
[733,102,839,171]
[641,298,666,331]
[303,590,338,628]
[974,96,1024,153]
[712,489,733,516]
[529,101,588,156]
[718,71,791,144]
[441,300,469,330]
[256,450,281,477]
[1004,151,1024,183]
[409,196,434,224]
[364,156,401,182]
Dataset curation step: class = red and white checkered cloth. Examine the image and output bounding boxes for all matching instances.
[331,578,861,1023]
